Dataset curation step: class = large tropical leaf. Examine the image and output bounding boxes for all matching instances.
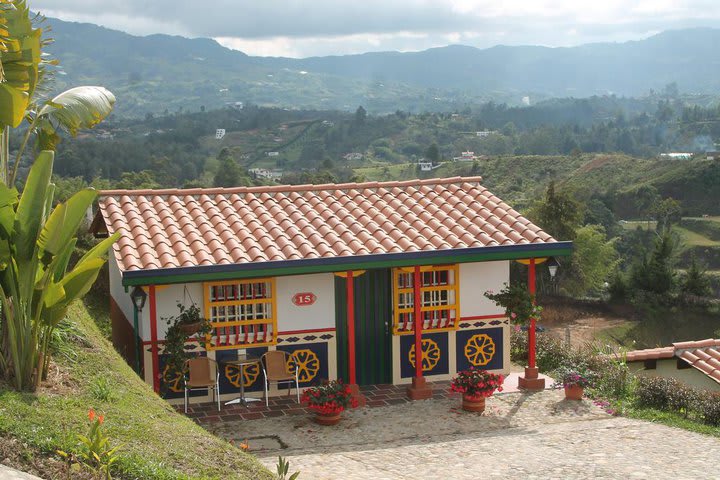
[42,257,104,325]
[76,231,120,265]
[36,86,116,145]
[13,149,52,262]
[37,188,96,258]
[0,0,41,128]
[0,182,18,238]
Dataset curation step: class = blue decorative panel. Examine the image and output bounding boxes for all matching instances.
[456,327,504,372]
[216,347,267,394]
[399,332,449,378]
[159,351,206,400]
[277,342,329,387]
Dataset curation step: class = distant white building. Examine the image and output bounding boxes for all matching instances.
[659,152,693,160]
[418,160,434,172]
[249,168,283,180]
[476,131,492,137]
[522,96,531,106]
[454,151,476,162]
[215,129,226,140]
[267,151,280,157]
[321,120,335,127]
[343,153,363,161]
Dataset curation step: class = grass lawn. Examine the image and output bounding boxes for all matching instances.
[624,407,720,438]
[0,301,274,480]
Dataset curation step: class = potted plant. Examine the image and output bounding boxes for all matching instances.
[300,379,358,425]
[450,367,505,412]
[162,303,212,392]
[552,363,595,400]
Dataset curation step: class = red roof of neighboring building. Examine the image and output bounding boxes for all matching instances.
[625,339,720,384]
[94,176,557,273]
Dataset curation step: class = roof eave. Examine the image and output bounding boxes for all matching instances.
[120,241,573,287]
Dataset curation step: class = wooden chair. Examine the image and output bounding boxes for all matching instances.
[260,351,300,407]
[184,357,220,413]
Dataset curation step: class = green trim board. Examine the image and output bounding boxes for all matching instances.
[121,242,573,287]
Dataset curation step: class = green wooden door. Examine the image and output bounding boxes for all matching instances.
[335,269,393,385]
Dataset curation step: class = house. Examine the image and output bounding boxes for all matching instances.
[418,160,434,171]
[90,177,571,405]
[659,152,693,160]
[706,151,720,161]
[476,131,491,137]
[625,339,720,391]
[249,168,283,180]
[267,151,279,157]
[454,151,476,162]
[343,153,363,161]
[215,129,226,140]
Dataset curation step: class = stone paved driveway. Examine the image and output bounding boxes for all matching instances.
[209,390,720,479]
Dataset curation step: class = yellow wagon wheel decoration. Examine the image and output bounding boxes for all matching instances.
[464,333,496,366]
[408,339,441,372]
[162,364,184,393]
[224,363,260,388]
[287,349,320,383]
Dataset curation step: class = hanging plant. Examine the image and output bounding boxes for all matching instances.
[162,303,212,392]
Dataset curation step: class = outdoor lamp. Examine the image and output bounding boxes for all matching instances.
[130,286,147,311]
[547,257,560,279]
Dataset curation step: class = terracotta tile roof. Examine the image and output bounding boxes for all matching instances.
[626,339,720,384]
[94,176,557,273]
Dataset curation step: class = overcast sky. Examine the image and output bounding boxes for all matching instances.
[34,1,720,58]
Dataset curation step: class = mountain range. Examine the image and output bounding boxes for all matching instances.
[45,17,720,117]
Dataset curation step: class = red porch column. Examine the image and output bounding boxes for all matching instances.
[518,258,545,390]
[149,285,161,394]
[407,265,432,400]
[345,271,366,407]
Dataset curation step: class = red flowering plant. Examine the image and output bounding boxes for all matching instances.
[300,379,358,415]
[450,367,505,399]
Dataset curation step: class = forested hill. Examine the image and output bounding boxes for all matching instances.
[45,16,720,116]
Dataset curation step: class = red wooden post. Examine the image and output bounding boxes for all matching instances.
[407,265,432,400]
[149,285,160,393]
[518,258,545,390]
[346,271,357,385]
[413,265,423,378]
[528,258,537,369]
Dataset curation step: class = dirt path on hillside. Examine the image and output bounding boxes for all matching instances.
[544,316,633,348]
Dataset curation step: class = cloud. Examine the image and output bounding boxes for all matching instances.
[33,0,720,57]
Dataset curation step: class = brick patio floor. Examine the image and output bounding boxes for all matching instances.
[176,381,455,424]
[176,373,553,425]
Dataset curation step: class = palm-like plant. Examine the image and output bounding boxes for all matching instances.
[0,0,117,390]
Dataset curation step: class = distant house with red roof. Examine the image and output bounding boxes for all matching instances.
[91,176,571,404]
[625,339,720,391]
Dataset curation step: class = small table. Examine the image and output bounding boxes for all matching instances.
[222,356,262,406]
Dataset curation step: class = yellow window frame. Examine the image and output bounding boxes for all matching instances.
[392,265,460,335]
[203,278,278,350]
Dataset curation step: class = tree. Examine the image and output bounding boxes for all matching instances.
[425,143,440,164]
[529,181,583,241]
[680,255,711,298]
[564,225,619,297]
[354,106,367,125]
[652,197,682,234]
[630,232,678,297]
[213,151,244,187]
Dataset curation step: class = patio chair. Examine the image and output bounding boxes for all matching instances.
[260,350,300,407]
[184,357,220,414]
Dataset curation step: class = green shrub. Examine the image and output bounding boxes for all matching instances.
[634,376,674,409]
[696,391,720,426]
[510,329,580,372]
[586,353,634,401]
[667,382,699,416]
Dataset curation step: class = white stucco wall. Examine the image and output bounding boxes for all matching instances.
[152,283,204,341]
[458,261,509,318]
[629,359,720,391]
[276,273,335,332]
[109,259,136,327]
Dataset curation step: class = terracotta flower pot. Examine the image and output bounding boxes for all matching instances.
[313,411,342,426]
[564,385,584,400]
[178,321,203,335]
[462,394,486,412]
